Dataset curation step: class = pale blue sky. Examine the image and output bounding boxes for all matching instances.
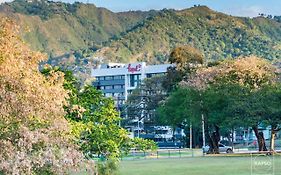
[1,0,281,17]
[87,0,281,17]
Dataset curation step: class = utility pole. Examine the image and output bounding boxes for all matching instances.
[138,117,140,138]
[199,91,206,148]
[190,122,192,149]
[117,94,122,127]
[202,114,206,148]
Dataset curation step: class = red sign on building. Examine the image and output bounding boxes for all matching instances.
[127,64,141,73]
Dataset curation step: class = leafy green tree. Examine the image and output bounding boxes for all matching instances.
[255,84,281,151]
[43,70,129,160]
[43,68,158,174]
[158,84,247,153]
[182,56,276,152]
[160,56,277,153]
[132,137,157,152]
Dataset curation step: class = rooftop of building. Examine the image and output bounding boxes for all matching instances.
[91,62,173,77]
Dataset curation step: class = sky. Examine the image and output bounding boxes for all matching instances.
[1,0,281,17]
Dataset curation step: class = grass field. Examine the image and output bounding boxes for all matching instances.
[118,155,281,175]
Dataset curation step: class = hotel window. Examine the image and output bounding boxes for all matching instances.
[105,76,113,80]
[98,76,105,81]
[105,86,112,90]
[114,75,125,80]
[129,74,141,87]
[114,85,122,89]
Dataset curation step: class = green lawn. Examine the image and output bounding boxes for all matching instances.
[118,155,281,175]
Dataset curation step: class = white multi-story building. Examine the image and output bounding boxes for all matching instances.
[91,62,172,103]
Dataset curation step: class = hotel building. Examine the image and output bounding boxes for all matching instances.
[91,62,172,104]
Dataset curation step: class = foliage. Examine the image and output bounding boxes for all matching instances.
[126,75,167,124]
[161,45,204,93]
[0,0,156,58]
[1,1,281,78]
[95,6,281,63]
[157,88,194,128]
[56,71,129,160]
[169,45,204,73]
[182,56,276,89]
[97,159,119,175]
[159,56,278,153]
[161,66,184,92]
[0,18,95,174]
[259,83,281,127]
[131,138,158,152]
[42,68,159,173]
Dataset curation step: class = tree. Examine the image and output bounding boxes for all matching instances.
[160,55,280,154]
[43,68,158,174]
[160,45,205,93]
[255,84,281,151]
[69,86,129,159]
[179,56,276,152]
[202,83,251,153]
[0,18,95,174]
[158,83,250,153]
[126,75,167,125]
[44,69,130,160]
[157,88,191,127]
[186,56,276,151]
[213,56,276,152]
[162,66,184,93]
[169,45,204,73]
[157,87,203,147]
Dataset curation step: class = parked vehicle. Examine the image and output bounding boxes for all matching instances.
[203,143,233,154]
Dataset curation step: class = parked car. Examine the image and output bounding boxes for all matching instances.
[203,143,233,154]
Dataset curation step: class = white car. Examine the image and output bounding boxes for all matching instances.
[203,143,233,154]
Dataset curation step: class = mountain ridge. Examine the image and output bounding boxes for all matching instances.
[94,6,281,63]
[1,0,281,79]
[0,0,157,56]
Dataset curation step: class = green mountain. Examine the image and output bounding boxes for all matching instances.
[1,1,281,74]
[94,6,281,63]
[0,0,156,57]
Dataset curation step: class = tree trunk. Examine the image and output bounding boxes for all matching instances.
[270,130,276,152]
[252,125,267,152]
[270,125,280,152]
[207,125,220,154]
[231,129,234,151]
[172,127,176,143]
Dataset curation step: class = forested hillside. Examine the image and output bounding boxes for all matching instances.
[0,0,156,57]
[1,0,281,77]
[94,6,281,63]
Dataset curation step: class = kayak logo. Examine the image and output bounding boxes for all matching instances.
[251,154,274,175]
[127,64,142,73]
